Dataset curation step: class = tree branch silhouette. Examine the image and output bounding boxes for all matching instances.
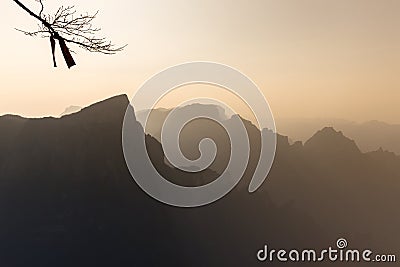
[13,0,126,68]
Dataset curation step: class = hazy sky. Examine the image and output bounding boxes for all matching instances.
[0,0,399,123]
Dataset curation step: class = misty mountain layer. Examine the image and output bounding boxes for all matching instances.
[277,117,400,155]
[0,95,398,266]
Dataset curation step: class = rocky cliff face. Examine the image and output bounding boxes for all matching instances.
[0,95,398,266]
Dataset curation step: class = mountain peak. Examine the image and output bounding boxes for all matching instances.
[62,94,130,124]
[83,94,129,112]
[304,127,361,155]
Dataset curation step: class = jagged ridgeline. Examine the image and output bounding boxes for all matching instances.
[0,95,399,266]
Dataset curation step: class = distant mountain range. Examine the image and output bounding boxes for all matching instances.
[59,105,82,117]
[276,117,400,155]
[0,95,398,266]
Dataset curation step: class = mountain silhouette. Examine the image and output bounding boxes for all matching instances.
[0,96,399,266]
[304,127,361,156]
[277,117,400,155]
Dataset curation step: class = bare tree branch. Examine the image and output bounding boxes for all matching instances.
[13,0,126,68]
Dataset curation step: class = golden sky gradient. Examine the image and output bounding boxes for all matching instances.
[0,0,399,123]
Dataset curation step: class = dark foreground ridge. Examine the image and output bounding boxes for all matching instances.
[0,95,399,266]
